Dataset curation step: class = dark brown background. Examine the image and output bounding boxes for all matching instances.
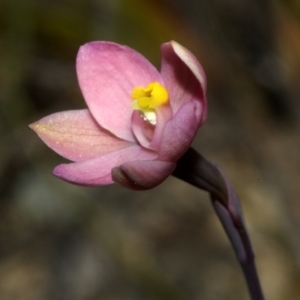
[0,0,300,299]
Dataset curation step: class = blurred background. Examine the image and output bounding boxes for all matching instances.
[0,0,300,299]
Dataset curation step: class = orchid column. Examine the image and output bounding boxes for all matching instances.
[30,40,264,300]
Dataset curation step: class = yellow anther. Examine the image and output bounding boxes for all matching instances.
[131,82,168,110]
[131,82,168,125]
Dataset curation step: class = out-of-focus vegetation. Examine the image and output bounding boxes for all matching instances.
[0,0,300,299]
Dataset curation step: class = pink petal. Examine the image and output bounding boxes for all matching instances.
[158,100,203,162]
[112,160,176,190]
[29,110,133,162]
[149,103,173,150]
[131,110,155,149]
[160,41,207,125]
[52,146,157,186]
[77,41,163,142]
[131,105,172,150]
[131,103,173,151]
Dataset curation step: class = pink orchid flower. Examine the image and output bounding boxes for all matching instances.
[29,41,207,189]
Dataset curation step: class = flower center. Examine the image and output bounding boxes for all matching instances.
[131,82,168,125]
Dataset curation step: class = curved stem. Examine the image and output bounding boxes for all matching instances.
[212,199,264,300]
[173,148,265,300]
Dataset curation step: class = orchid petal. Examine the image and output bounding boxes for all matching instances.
[77,41,163,142]
[131,104,173,152]
[29,110,133,162]
[158,100,203,162]
[52,146,157,186]
[112,160,176,190]
[149,103,173,150]
[160,41,207,125]
[131,110,154,149]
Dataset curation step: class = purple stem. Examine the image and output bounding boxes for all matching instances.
[212,199,264,300]
[173,148,265,300]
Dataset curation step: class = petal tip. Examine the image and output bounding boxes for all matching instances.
[28,121,40,133]
[170,41,207,91]
[52,164,65,179]
[52,164,97,187]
